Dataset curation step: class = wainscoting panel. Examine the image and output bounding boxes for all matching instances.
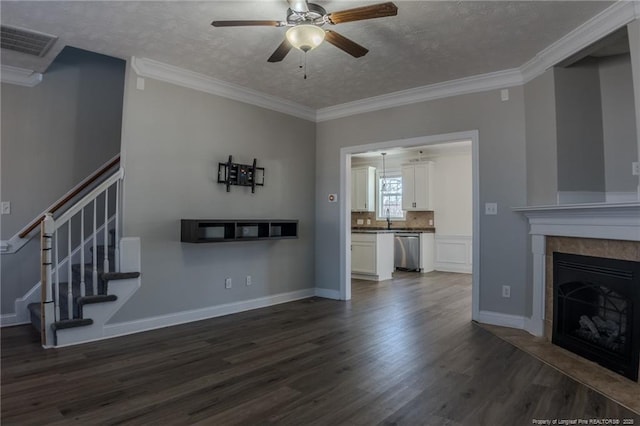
[435,235,472,273]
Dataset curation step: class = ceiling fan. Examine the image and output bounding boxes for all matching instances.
[211,1,398,63]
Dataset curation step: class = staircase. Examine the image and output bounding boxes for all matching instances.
[27,231,139,346]
[22,166,141,348]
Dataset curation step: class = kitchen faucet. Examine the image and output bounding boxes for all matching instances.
[386,216,392,230]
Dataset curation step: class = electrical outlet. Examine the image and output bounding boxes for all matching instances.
[246,275,252,286]
[502,285,511,298]
[633,162,640,176]
[357,219,364,225]
[0,201,10,215]
[485,202,498,215]
[225,277,232,289]
[366,219,371,225]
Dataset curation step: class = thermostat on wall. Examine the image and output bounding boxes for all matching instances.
[328,194,338,203]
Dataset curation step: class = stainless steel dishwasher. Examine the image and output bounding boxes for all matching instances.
[394,233,420,271]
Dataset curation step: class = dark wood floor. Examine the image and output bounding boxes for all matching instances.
[2,271,638,425]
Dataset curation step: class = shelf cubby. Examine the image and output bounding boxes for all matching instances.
[181,219,298,243]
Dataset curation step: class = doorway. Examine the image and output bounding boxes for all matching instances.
[340,130,480,321]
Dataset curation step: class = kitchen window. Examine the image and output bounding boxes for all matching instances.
[377,171,405,221]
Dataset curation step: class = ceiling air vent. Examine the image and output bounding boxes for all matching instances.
[1,25,57,57]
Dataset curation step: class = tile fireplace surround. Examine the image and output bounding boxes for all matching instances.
[515,202,640,383]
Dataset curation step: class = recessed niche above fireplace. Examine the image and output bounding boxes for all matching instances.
[553,252,640,381]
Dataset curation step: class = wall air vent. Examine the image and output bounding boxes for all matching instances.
[1,25,57,57]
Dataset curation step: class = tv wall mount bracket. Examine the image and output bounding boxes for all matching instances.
[218,155,265,193]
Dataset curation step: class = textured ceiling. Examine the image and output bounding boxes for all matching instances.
[0,1,614,109]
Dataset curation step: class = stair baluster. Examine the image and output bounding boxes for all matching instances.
[67,220,73,320]
[54,225,60,321]
[80,208,85,297]
[92,198,98,296]
[115,181,120,272]
[103,189,109,274]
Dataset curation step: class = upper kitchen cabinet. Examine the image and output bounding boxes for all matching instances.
[402,162,435,211]
[351,166,376,212]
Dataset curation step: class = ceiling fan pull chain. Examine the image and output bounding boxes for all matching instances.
[304,53,308,80]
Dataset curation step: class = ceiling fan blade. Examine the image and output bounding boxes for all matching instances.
[326,2,398,25]
[211,20,282,27]
[267,39,293,62]
[324,30,368,58]
[287,0,309,13]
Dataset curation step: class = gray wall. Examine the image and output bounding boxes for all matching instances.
[554,64,605,193]
[599,54,638,193]
[112,67,316,322]
[1,47,125,314]
[525,70,558,206]
[316,89,530,316]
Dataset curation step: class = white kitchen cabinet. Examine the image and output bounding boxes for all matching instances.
[351,166,376,212]
[402,162,434,211]
[351,232,394,281]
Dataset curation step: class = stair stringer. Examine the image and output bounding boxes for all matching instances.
[54,237,141,347]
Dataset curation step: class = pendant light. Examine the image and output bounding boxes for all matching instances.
[381,152,390,219]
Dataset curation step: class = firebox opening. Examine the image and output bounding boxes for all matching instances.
[553,252,640,381]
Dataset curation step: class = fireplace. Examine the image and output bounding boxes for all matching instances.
[553,252,640,381]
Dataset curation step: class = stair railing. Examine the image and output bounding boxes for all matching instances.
[39,168,124,346]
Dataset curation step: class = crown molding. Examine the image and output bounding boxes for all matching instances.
[129,2,638,123]
[130,57,316,122]
[1,65,43,87]
[520,0,639,83]
[316,68,523,122]
[320,2,638,122]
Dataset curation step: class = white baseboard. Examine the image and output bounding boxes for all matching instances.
[476,310,526,330]
[524,317,545,337]
[103,288,315,340]
[605,191,639,203]
[315,288,341,300]
[434,264,472,274]
[0,313,27,327]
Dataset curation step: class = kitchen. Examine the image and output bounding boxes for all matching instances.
[350,140,473,282]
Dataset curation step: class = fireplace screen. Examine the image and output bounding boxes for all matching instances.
[553,252,640,381]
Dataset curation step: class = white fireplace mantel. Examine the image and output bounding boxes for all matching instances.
[514,202,640,336]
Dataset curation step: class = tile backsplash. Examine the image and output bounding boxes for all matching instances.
[351,211,434,230]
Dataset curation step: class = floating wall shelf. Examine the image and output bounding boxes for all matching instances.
[181,219,298,243]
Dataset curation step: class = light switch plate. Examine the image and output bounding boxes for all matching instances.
[500,89,509,101]
[633,162,640,176]
[485,202,498,215]
[1,201,10,215]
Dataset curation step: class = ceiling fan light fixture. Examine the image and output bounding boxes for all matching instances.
[286,24,325,52]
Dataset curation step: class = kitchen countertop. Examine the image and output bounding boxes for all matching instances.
[351,227,435,234]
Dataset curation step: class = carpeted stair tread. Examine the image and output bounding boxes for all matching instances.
[102,271,140,281]
[77,294,117,305]
[51,318,93,330]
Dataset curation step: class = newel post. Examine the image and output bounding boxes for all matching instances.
[40,213,55,347]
